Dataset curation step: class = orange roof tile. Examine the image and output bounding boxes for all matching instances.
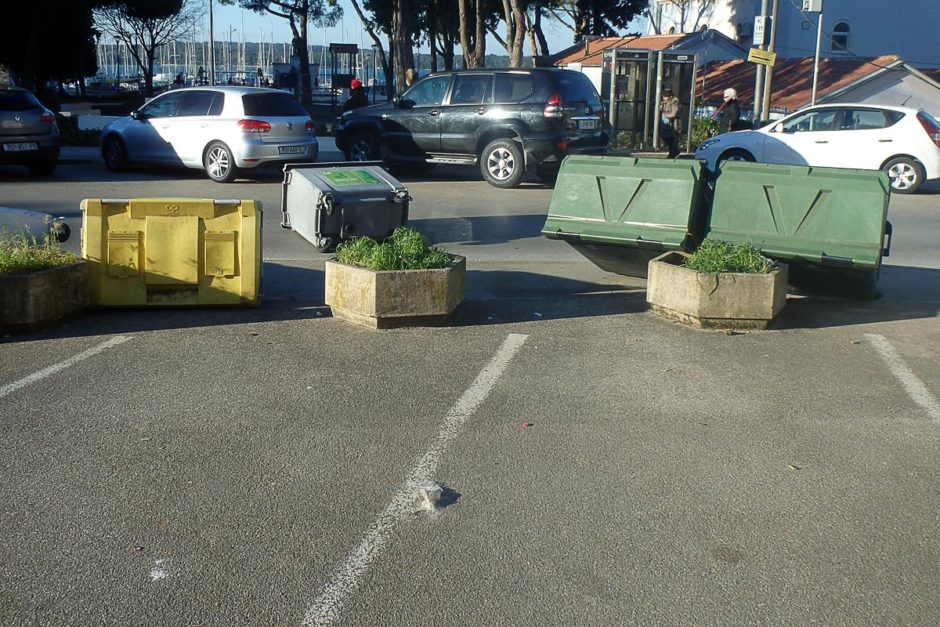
[551,34,690,67]
[697,55,905,110]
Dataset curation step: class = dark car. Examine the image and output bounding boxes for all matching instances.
[0,87,60,176]
[335,68,610,188]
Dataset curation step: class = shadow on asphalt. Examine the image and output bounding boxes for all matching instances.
[411,214,548,246]
[774,264,940,329]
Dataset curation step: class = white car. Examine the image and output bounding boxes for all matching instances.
[695,104,940,194]
[100,86,319,183]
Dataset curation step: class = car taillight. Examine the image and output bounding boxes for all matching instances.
[305,120,315,131]
[544,92,562,118]
[237,119,271,133]
[916,113,940,148]
[40,113,55,123]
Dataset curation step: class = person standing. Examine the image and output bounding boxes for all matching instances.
[717,88,741,134]
[343,79,369,112]
[659,88,681,158]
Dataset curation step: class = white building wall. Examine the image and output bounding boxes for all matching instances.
[649,0,940,67]
[824,73,940,119]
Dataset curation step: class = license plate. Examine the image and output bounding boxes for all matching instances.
[577,119,596,130]
[278,145,306,155]
[3,142,39,152]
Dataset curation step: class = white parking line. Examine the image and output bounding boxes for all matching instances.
[0,336,132,399]
[865,333,940,424]
[301,333,529,627]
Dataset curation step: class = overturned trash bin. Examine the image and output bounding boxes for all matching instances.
[541,156,706,277]
[281,162,410,252]
[708,162,892,300]
[81,198,261,306]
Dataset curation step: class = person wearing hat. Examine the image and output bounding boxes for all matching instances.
[717,88,740,134]
[343,78,369,111]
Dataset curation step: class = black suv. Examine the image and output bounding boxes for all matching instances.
[335,68,609,188]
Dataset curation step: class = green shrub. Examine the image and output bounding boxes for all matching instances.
[56,115,101,147]
[687,117,718,151]
[0,231,77,275]
[335,226,452,271]
[683,239,774,274]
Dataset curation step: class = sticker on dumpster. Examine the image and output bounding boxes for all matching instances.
[323,170,382,186]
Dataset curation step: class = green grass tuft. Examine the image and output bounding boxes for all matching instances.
[0,230,77,275]
[335,226,452,271]
[683,239,773,274]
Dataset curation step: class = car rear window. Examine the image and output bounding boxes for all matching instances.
[557,72,602,109]
[0,90,40,111]
[242,92,308,116]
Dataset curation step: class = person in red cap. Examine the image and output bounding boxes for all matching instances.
[343,78,369,111]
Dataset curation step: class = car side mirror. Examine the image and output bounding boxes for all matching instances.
[131,110,145,121]
[393,95,401,108]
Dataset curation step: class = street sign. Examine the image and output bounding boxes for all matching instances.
[753,16,773,47]
[748,48,777,67]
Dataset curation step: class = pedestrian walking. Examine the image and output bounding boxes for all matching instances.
[716,88,740,134]
[659,88,681,158]
[343,79,369,112]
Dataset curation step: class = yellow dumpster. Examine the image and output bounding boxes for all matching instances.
[81,198,261,306]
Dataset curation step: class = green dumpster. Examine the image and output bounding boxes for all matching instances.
[542,156,706,277]
[709,162,892,299]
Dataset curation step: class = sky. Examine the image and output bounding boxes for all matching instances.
[210,1,647,60]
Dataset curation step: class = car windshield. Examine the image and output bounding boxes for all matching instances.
[242,93,308,116]
[0,91,40,111]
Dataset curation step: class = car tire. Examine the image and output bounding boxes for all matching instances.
[103,136,129,172]
[883,156,923,194]
[28,159,57,176]
[345,132,379,162]
[316,236,337,253]
[717,148,755,168]
[481,138,525,188]
[204,141,239,183]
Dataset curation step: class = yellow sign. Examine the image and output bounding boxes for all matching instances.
[748,48,777,66]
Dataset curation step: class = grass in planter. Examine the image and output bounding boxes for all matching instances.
[335,227,451,271]
[0,231,77,275]
[683,239,773,274]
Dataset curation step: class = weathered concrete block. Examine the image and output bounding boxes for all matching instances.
[0,262,89,332]
[647,251,787,330]
[325,256,465,329]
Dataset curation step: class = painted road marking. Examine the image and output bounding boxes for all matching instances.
[302,333,529,627]
[865,333,940,424]
[0,336,132,399]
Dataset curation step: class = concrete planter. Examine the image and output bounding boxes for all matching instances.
[647,252,787,330]
[0,261,89,332]
[325,256,466,329]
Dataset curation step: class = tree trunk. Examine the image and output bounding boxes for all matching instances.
[145,47,155,97]
[296,5,313,105]
[458,0,485,68]
[391,0,415,94]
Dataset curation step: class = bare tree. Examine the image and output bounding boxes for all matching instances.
[646,0,713,35]
[487,0,527,67]
[94,0,204,96]
[458,0,487,68]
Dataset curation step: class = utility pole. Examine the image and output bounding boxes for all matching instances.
[209,0,216,86]
[761,0,779,120]
[753,0,769,124]
[808,0,825,105]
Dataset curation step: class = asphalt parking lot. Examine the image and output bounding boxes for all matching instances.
[1,151,939,625]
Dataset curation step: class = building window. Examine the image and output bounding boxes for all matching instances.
[831,21,850,51]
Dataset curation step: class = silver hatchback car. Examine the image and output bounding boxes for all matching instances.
[0,87,60,176]
[100,86,319,183]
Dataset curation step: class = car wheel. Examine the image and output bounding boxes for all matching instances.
[346,132,379,162]
[316,236,337,253]
[103,136,129,172]
[204,141,239,183]
[717,148,755,168]
[481,138,525,188]
[883,156,923,194]
[28,159,57,176]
